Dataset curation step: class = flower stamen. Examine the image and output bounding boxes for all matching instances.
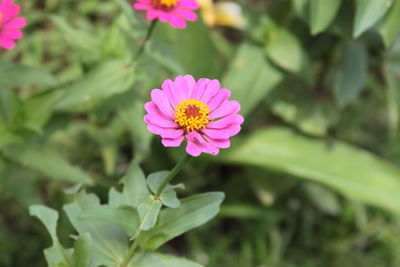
[174,99,210,132]
[151,0,179,10]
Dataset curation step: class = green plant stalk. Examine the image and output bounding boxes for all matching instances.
[135,20,157,59]
[120,154,192,267]
[154,153,192,199]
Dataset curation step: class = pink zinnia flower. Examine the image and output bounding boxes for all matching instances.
[133,0,199,29]
[144,75,244,157]
[0,0,26,50]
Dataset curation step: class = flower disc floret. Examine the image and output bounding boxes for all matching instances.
[151,0,179,10]
[174,99,210,132]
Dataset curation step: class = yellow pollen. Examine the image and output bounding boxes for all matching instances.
[151,0,179,10]
[174,99,210,132]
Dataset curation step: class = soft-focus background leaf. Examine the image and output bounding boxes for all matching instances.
[353,0,392,38]
[309,0,342,35]
[218,127,400,214]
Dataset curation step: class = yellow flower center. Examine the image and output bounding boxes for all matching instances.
[151,0,179,10]
[174,99,210,132]
[0,13,3,25]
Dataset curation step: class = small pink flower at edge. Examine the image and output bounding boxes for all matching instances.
[133,0,199,29]
[0,0,26,50]
[144,75,244,157]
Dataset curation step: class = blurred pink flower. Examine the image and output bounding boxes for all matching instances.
[133,0,199,29]
[144,75,244,157]
[0,0,26,50]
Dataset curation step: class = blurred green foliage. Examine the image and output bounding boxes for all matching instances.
[1,0,400,266]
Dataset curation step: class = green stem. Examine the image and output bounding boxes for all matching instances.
[121,232,142,267]
[120,154,192,267]
[154,154,192,199]
[135,20,157,59]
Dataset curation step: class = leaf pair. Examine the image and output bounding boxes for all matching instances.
[31,160,225,267]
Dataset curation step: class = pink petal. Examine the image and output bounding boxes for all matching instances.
[184,75,196,90]
[165,13,187,28]
[191,78,210,99]
[185,132,219,156]
[173,9,198,21]
[2,17,26,30]
[2,5,20,22]
[150,89,175,118]
[203,124,241,139]
[186,139,202,156]
[173,75,191,100]
[177,0,200,9]
[200,79,220,104]
[137,0,151,3]
[207,114,244,129]
[203,136,231,149]
[0,0,13,13]
[162,79,178,106]
[210,100,240,119]
[133,3,152,10]
[147,10,162,20]
[147,123,184,139]
[144,102,170,120]
[157,11,170,22]
[161,136,184,147]
[144,114,177,128]
[0,29,23,40]
[207,89,231,111]
[0,37,15,50]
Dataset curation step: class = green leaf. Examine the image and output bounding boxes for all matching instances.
[117,90,152,162]
[22,90,63,133]
[153,253,203,267]
[217,127,400,215]
[100,18,130,59]
[385,63,400,138]
[131,252,203,267]
[64,191,129,266]
[222,43,283,116]
[146,40,186,75]
[153,20,221,78]
[309,0,342,35]
[0,61,58,89]
[54,59,135,111]
[79,205,140,236]
[334,41,368,107]
[303,183,341,216]
[147,171,180,208]
[354,0,393,38]
[72,233,91,267]
[142,192,225,250]
[265,24,304,73]
[51,16,100,63]
[29,205,72,267]
[268,77,334,136]
[109,160,149,208]
[0,124,19,149]
[378,0,400,47]
[0,87,23,127]
[3,144,92,184]
[113,0,146,38]
[137,195,163,231]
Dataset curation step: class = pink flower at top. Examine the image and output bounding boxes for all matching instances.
[133,0,199,29]
[144,75,244,157]
[0,0,26,50]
